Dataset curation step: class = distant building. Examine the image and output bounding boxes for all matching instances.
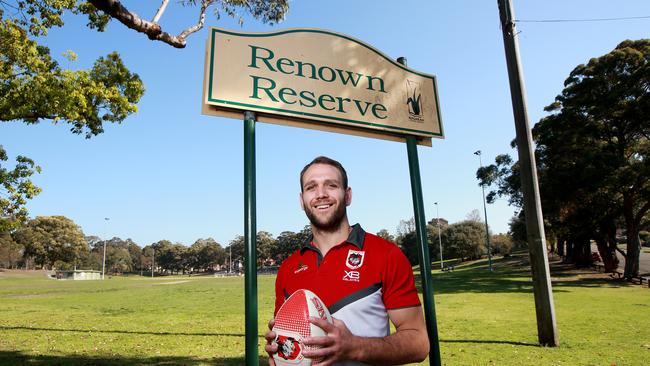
[55,270,102,280]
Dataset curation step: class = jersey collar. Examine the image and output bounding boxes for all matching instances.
[301,223,366,254]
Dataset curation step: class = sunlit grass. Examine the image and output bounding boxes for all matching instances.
[1,255,649,365]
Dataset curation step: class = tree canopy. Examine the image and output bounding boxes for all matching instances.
[13,215,88,268]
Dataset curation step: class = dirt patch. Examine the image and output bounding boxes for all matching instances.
[155,280,191,285]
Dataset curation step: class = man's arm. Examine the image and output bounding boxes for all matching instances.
[302,306,429,366]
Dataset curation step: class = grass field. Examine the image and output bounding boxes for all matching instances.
[1,254,649,365]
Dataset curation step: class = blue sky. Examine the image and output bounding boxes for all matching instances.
[3,1,649,247]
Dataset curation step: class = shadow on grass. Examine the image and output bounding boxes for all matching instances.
[440,339,539,347]
[0,351,265,365]
[414,253,634,295]
[0,325,245,338]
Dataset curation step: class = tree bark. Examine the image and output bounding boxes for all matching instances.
[624,228,641,279]
[595,237,619,272]
[623,195,642,279]
[556,236,565,257]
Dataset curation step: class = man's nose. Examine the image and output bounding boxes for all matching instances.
[315,185,329,198]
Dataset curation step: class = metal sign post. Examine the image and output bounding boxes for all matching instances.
[399,57,442,366]
[244,111,259,366]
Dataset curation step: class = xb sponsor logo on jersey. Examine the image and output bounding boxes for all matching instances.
[343,250,364,282]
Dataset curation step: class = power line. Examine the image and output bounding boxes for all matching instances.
[515,15,650,23]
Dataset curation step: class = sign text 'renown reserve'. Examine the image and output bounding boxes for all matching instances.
[247,45,388,119]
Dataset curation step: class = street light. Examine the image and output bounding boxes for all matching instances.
[434,202,443,270]
[474,150,493,272]
[102,217,109,280]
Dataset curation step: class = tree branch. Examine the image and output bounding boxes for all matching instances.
[177,0,213,40]
[88,0,187,48]
[615,246,627,258]
[152,0,169,23]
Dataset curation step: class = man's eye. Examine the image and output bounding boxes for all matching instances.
[305,185,315,191]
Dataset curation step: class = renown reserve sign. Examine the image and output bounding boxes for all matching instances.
[202,28,443,145]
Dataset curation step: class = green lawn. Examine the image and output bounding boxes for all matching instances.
[1,255,649,365]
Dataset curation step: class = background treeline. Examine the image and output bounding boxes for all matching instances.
[476,39,650,279]
[0,211,515,274]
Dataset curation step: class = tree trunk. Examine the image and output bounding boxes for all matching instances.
[623,195,641,279]
[556,236,565,257]
[564,239,575,263]
[624,229,641,279]
[595,237,618,272]
[573,236,592,267]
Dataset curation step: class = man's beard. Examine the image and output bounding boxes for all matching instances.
[305,203,347,232]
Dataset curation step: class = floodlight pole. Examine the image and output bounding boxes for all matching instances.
[474,150,493,271]
[435,202,443,270]
[102,217,109,280]
[497,0,558,346]
[400,52,442,366]
[243,111,258,366]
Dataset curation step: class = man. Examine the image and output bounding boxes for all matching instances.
[265,156,429,366]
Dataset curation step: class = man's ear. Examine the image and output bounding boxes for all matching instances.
[299,193,305,211]
[345,187,352,206]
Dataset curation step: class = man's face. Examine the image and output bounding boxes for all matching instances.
[300,163,352,231]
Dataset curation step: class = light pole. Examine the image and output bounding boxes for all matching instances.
[151,248,155,278]
[434,202,443,270]
[474,150,493,271]
[102,218,109,279]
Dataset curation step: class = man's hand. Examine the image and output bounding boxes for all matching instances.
[265,318,278,366]
[302,317,359,366]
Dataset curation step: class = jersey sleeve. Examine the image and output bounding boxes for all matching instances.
[274,264,287,316]
[381,244,421,310]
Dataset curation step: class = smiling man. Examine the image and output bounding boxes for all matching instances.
[265,156,429,366]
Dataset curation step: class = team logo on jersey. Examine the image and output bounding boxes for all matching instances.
[346,250,365,270]
[276,335,302,361]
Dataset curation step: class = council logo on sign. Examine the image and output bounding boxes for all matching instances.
[406,79,424,123]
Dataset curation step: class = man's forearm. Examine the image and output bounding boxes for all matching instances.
[350,327,429,365]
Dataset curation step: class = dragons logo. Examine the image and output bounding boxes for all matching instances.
[276,335,302,361]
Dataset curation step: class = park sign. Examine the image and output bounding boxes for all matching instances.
[202,27,443,145]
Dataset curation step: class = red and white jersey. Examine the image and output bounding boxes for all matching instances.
[274,224,421,365]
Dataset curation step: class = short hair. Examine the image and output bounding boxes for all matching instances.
[300,156,348,191]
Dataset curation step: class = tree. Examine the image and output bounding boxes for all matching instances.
[84,0,290,48]
[1,1,144,226]
[0,231,22,268]
[538,39,650,277]
[442,220,486,262]
[376,229,394,243]
[272,226,309,265]
[465,209,482,223]
[0,147,41,232]
[491,233,513,256]
[256,231,275,266]
[150,239,173,274]
[13,216,88,268]
[189,238,225,272]
[480,40,650,278]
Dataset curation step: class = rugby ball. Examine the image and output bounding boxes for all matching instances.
[272,289,333,366]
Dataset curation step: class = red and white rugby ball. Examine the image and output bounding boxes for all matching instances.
[272,289,333,366]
